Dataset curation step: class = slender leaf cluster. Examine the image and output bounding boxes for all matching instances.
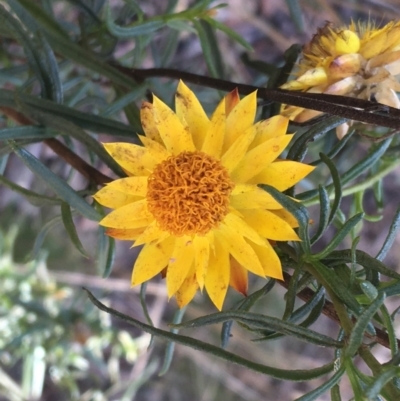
[1,1,400,400]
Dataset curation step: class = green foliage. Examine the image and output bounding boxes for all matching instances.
[1,1,400,400]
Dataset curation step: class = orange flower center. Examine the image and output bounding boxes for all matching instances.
[147,151,234,236]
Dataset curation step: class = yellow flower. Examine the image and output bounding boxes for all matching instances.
[281,21,400,137]
[94,82,314,310]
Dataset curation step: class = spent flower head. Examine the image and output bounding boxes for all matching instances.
[94,82,314,310]
[281,20,400,137]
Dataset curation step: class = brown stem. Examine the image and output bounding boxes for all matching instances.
[110,65,400,129]
[1,107,112,185]
[280,271,400,350]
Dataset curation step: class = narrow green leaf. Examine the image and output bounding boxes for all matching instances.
[174,311,343,348]
[102,85,147,117]
[285,0,304,33]
[159,306,187,376]
[290,286,325,323]
[310,213,364,260]
[359,281,379,302]
[0,89,139,137]
[0,174,61,206]
[376,206,400,261]
[31,215,63,259]
[97,227,115,278]
[166,0,179,13]
[345,293,385,357]
[10,141,101,221]
[166,19,197,33]
[44,34,138,89]
[380,304,398,356]
[312,260,362,314]
[0,4,50,98]
[325,250,400,280]
[0,126,55,140]
[140,283,154,327]
[192,19,224,79]
[61,202,89,257]
[15,99,126,177]
[341,138,392,185]
[310,185,330,244]
[287,117,347,162]
[310,129,355,166]
[158,28,180,66]
[262,185,311,254]
[85,289,335,381]
[294,365,346,401]
[330,384,342,401]
[14,0,68,38]
[221,280,275,348]
[282,266,302,320]
[202,16,253,51]
[319,153,342,225]
[363,366,400,399]
[105,3,163,38]
[37,32,63,103]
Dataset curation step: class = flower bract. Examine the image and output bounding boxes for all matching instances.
[281,20,400,137]
[94,81,314,309]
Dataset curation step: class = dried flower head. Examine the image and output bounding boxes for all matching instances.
[281,20,400,137]
[94,82,314,309]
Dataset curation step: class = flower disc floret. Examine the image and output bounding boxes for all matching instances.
[147,151,234,236]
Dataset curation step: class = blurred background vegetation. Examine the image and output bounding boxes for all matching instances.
[1,0,400,400]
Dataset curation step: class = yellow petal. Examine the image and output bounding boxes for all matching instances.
[249,115,289,150]
[328,54,362,80]
[296,67,327,86]
[230,135,293,183]
[93,186,142,209]
[249,160,315,190]
[175,81,210,150]
[249,240,283,279]
[139,135,170,163]
[223,91,257,153]
[294,109,323,123]
[103,143,157,176]
[242,209,300,241]
[140,102,163,144]
[229,257,248,295]
[335,30,360,54]
[324,76,358,95]
[221,125,256,172]
[99,199,153,229]
[204,236,230,310]
[104,176,148,197]
[133,221,169,247]
[131,236,175,285]
[152,95,195,155]
[223,212,265,245]
[230,185,282,210]
[216,224,265,277]
[368,50,400,70]
[201,97,226,158]
[166,236,195,298]
[375,87,400,108]
[175,263,199,308]
[281,80,308,90]
[193,234,210,290]
[270,208,298,228]
[361,31,386,59]
[105,227,145,240]
[225,88,240,115]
